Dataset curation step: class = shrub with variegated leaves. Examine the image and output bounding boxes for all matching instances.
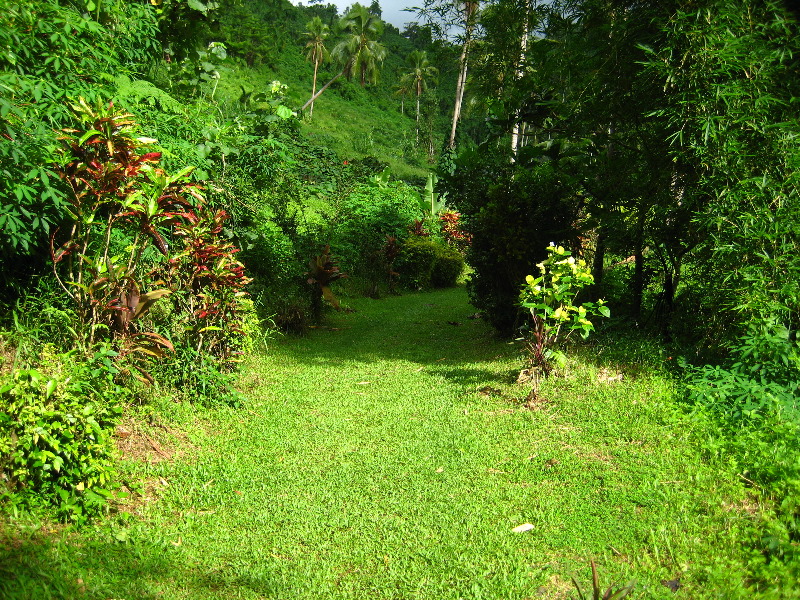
[519,244,609,378]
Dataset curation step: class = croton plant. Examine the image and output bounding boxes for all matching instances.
[51,98,251,381]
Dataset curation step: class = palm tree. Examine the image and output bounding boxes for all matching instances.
[395,73,413,115]
[335,4,387,86]
[301,3,387,112]
[405,50,438,142]
[303,17,330,119]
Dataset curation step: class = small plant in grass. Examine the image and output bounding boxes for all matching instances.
[519,244,609,390]
[307,245,347,324]
[151,344,244,407]
[571,560,635,600]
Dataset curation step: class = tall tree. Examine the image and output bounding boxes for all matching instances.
[404,50,438,141]
[301,3,387,111]
[509,0,533,157]
[368,0,382,18]
[413,0,481,148]
[334,3,387,86]
[450,0,479,147]
[303,16,331,118]
[395,73,413,114]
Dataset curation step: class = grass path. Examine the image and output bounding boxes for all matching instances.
[2,288,755,599]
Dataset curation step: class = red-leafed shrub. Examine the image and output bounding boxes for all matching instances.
[164,202,253,363]
[438,211,471,252]
[52,98,253,380]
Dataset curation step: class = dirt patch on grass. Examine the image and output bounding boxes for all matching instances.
[114,416,193,464]
[112,416,195,516]
[116,424,172,463]
[0,342,16,377]
[0,523,25,553]
[722,493,764,518]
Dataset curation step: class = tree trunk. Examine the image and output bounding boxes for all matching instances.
[632,209,647,323]
[591,228,605,296]
[310,60,319,118]
[661,265,677,342]
[510,1,531,158]
[301,69,344,112]
[416,93,420,144]
[449,2,478,148]
[449,43,469,148]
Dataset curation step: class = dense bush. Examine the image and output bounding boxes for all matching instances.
[333,182,421,295]
[395,237,438,289]
[0,346,127,522]
[240,220,299,293]
[441,147,581,334]
[430,244,464,288]
[395,237,463,289]
[0,0,159,273]
[685,322,800,422]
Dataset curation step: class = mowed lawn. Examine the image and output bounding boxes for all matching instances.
[1,287,756,599]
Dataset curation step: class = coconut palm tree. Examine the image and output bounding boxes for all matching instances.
[335,4,387,86]
[404,50,438,142]
[303,17,330,119]
[301,3,387,112]
[395,73,414,115]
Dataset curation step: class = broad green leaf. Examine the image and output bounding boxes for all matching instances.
[78,129,103,146]
[187,0,208,12]
[276,105,293,119]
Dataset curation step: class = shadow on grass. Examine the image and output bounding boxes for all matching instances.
[423,365,521,388]
[268,288,516,373]
[1,529,163,599]
[269,288,664,393]
[0,527,279,600]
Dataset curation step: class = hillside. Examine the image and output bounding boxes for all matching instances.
[210,0,458,181]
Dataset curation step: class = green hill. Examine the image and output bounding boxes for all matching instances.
[209,0,456,181]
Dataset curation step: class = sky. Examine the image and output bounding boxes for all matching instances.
[292,0,420,30]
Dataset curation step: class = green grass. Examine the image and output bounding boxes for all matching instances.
[0,288,761,599]
[215,59,435,183]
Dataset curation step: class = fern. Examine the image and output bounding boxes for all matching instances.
[114,75,185,114]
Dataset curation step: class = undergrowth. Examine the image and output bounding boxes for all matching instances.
[0,288,786,599]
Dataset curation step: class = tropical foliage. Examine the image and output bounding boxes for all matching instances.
[1,0,800,592]
[303,17,331,118]
[519,244,609,377]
